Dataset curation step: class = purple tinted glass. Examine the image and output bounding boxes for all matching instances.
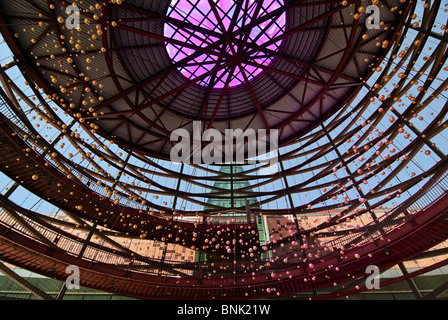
[164,0,286,89]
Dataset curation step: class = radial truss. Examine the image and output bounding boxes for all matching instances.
[0,0,447,300]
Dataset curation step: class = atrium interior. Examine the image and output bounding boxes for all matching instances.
[0,0,447,300]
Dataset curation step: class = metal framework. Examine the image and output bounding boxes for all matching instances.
[0,0,447,300]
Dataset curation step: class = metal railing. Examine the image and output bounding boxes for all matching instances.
[321,168,448,259]
[3,83,448,280]
[1,168,448,280]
